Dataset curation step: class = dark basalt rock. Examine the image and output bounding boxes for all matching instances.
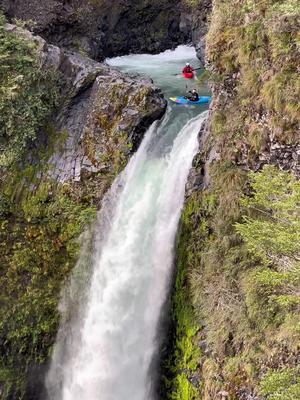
[180,0,212,65]
[47,57,166,182]
[1,0,190,60]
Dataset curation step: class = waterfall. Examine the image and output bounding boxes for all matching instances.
[46,45,208,400]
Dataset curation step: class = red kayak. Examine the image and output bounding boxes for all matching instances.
[183,71,194,79]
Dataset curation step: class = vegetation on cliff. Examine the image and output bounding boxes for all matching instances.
[170,0,300,399]
[0,13,59,168]
[0,178,96,398]
[1,0,299,399]
[0,11,166,399]
[0,13,95,398]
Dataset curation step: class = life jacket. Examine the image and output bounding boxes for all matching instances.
[183,66,193,74]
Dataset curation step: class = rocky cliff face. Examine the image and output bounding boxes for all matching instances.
[1,0,189,59]
[4,23,166,182]
[180,0,212,66]
[170,1,300,399]
[0,20,166,400]
[1,0,214,67]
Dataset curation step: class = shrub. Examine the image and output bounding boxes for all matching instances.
[259,368,300,400]
[236,166,300,264]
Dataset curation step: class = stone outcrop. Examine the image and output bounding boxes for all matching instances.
[2,0,213,66]
[47,51,166,183]
[5,24,166,184]
[180,0,212,65]
[1,0,189,60]
[239,139,300,177]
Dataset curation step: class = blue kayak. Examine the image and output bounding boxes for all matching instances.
[170,96,211,105]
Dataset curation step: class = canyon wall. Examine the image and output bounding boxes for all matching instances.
[168,1,300,399]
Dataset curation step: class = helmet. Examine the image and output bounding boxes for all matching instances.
[186,63,190,66]
[192,88,197,92]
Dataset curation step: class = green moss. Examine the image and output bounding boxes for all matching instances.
[162,197,205,400]
[261,71,300,124]
[83,83,149,175]
[0,12,61,168]
[0,175,96,398]
[171,374,198,400]
[168,0,299,377]
[206,0,299,150]
[259,368,300,400]
[171,159,300,398]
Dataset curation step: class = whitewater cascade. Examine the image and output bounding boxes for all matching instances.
[46,46,208,400]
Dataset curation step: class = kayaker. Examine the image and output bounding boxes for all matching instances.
[182,63,194,78]
[186,89,199,102]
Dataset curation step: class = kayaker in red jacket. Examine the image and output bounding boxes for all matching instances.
[182,63,195,78]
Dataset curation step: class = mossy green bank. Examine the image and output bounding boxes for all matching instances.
[167,0,300,399]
